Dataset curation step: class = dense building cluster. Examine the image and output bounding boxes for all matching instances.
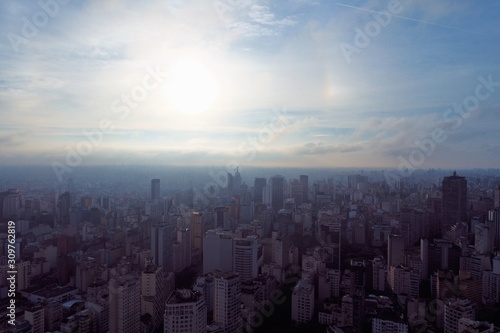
[1,167,500,332]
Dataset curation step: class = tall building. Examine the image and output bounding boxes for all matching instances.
[203,229,233,274]
[233,167,242,195]
[300,175,309,204]
[388,234,405,267]
[214,271,242,333]
[487,210,500,249]
[444,299,476,333]
[151,223,173,273]
[177,228,192,271]
[291,278,314,324]
[164,289,207,333]
[270,175,284,212]
[191,212,204,264]
[141,264,165,331]
[290,179,303,206]
[482,254,500,304]
[233,235,260,281]
[254,178,266,203]
[441,172,468,234]
[58,191,72,225]
[151,179,160,201]
[108,274,141,333]
[214,206,230,229]
[495,185,500,209]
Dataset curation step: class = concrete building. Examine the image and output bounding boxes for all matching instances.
[441,172,468,234]
[213,271,242,333]
[141,264,165,331]
[164,289,207,333]
[291,278,314,324]
[24,304,44,333]
[233,235,261,281]
[444,298,476,333]
[203,229,233,274]
[388,234,405,267]
[108,274,140,333]
[457,318,494,333]
[482,254,500,304]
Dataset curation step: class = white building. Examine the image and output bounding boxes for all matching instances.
[291,278,314,324]
[214,271,242,333]
[387,265,419,298]
[482,254,500,304]
[164,289,207,333]
[141,264,165,331]
[24,304,44,333]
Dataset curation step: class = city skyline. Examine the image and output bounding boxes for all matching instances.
[1,0,500,169]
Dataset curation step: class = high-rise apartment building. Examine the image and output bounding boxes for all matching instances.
[141,264,165,331]
[233,235,260,281]
[214,271,242,333]
[24,304,44,333]
[109,274,141,333]
[494,185,500,209]
[441,172,468,234]
[270,175,284,212]
[164,289,207,333]
[291,278,314,324]
[388,234,405,267]
[300,175,309,204]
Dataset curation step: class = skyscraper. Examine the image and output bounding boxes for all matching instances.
[388,234,405,267]
[253,178,266,203]
[203,229,233,274]
[233,167,241,195]
[495,185,500,209]
[151,179,160,201]
[291,278,314,324]
[151,223,173,274]
[270,175,284,212]
[109,274,141,333]
[141,264,165,331]
[214,271,242,333]
[441,172,468,234]
[233,235,260,281]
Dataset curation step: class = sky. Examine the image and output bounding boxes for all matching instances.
[1,0,499,172]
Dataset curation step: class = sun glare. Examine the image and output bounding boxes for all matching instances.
[165,59,218,115]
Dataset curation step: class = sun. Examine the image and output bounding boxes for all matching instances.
[165,59,218,115]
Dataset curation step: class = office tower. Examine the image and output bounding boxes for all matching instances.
[193,274,215,314]
[441,172,468,234]
[290,179,303,206]
[495,185,500,209]
[234,167,242,195]
[164,289,207,333]
[214,271,242,333]
[191,211,203,264]
[317,210,341,270]
[177,228,192,270]
[24,304,44,333]
[214,206,229,229]
[270,175,284,212]
[291,278,314,324]
[58,191,71,225]
[475,223,493,253]
[372,257,387,292]
[233,235,260,281]
[109,274,141,333]
[487,210,500,249]
[482,254,500,304]
[227,173,234,196]
[151,223,173,273]
[444,299,476,333]
[388,234,405,267]
[151,179,160,201]
[300,175,309,203]
[273,235,290,268]
[420,239,429,279]
[254,178,266,203]
[203,229,233,274]
[400,207,428,246]
[141,264,165,331]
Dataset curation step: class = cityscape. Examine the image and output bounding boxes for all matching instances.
[2,0,500,332]
[0,165,500,332]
